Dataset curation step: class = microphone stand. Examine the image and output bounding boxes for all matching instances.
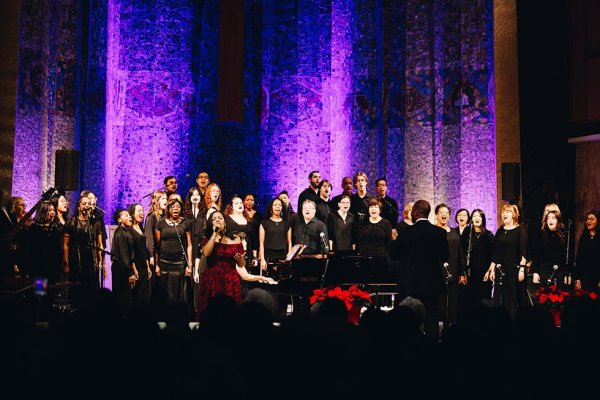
[495,264,505,307]
[465,225,473,278]
[443,262,453,327]
[190,203,199,309]
[85,244,111,289]
[319,234,330,289]
[140,173,193,199]
[78,210,109,290]
[141,184,168,199]
[565,219,573,288]
[378,195,399,225]
[170,217,190,275]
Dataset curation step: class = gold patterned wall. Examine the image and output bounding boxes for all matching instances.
[493,0,522,222]
[0,1,20,195]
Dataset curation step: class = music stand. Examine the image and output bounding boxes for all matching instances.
[326,254,372,286]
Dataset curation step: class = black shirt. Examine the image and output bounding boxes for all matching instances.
[155,218,191,262]
[297,187,320,210]
[260,218,290,260]
[377,195,399,229]
[293,217,328,255]
[327,211,355,251]
[357,218,392,258]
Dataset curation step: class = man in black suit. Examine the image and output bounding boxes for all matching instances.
[389,199,449,341]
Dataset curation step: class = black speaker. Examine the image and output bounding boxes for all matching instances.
[501,162,520,201]
[55,149,80,191]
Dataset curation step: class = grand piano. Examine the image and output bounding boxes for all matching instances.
[259,251,398,319]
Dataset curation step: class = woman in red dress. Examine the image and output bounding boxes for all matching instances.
[195,211,273,320]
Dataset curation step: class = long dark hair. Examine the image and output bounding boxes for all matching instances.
[184,187,200,218]
[581,210,600,239]
[205,210,237,240]
[542,210,566,240]
[126,203,144,229]
[266,197,283,218]
[455,208,471,225]
[33,201,56,226]
[471,209,488,234]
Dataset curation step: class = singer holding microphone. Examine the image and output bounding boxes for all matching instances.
[532,210,568,289]
[484,203,529,320]
[63,195,105,304]
[195,211,274,320]
[81,190,108,249]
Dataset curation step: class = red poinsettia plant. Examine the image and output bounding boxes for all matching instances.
[571,288,598,301]
[535,285,570,309]
[535,285,598,308]
[309,284,372,311]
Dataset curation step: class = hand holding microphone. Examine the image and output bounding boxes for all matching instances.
[547,265,559,285]
[443,262,453,283]
[319,232,329,253]
[496,263,505,277]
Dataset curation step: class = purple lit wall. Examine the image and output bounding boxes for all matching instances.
[104,0,203,214]
[13,0,80,209]
[254,0,496,226]
[13,0,496,230]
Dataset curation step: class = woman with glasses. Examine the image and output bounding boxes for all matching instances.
[154,198,192,307]
[574,210,600,293]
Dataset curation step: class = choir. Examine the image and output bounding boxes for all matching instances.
[0,170,598,329]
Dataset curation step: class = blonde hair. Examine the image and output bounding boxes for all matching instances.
[149,190,166,219]
[500,203,519,225]
[204,183,222,210]
[403,202,414,220]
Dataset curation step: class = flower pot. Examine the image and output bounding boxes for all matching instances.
[548,308,561,327]
[348,305,361,325]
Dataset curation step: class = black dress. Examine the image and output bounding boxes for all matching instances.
[130,226,152,304]
[111,225,135,307]
[462,226,494,307]
[64,217,102,302]
[155,218,191,305]
[226,215,255,259]
[491,225,529,319]
[144,212,162,260]
[438,227,465,325]
[574,231,600,292]
[247,210,263,254]
[260,218,290,261]
[533,230,567,289]
[358,218,393,283]
[27,223,62,284]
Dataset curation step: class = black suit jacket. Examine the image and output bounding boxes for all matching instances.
[389,219,449,296]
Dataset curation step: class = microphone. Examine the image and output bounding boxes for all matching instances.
[93,205,107,214]
[213,225,220,233]
[547,265,559,285]
[443,262,453,282]
[496,264,506,277]
[319,232,329,253]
